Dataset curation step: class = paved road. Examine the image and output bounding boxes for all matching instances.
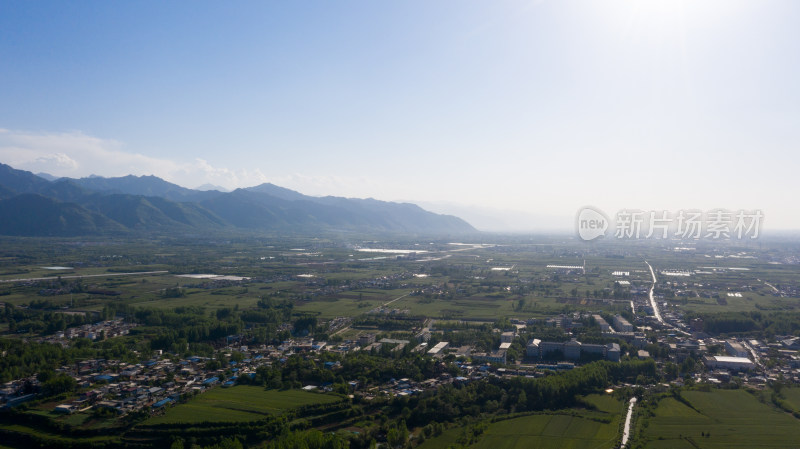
[0,270,169,283]
[644,261,690,336]
[381,292,411,308]
[743,340,763,369]
[644,261,663,323]
[620,397,637,448]
[762,280,780,295]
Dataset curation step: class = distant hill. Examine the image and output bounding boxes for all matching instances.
[35,172,60,181]
[82,194,227,230]
[0,183,15,200]
[195,183,229,192]
[66,174,220,203]
[0,194,125,236]
[245,183,308,202]
[0,163,476,236]
[0,163,52,193]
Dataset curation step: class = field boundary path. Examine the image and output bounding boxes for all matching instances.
[620,397,637,448]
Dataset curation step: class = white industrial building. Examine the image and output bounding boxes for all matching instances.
[427,341,449,356]
[704,355,754,371]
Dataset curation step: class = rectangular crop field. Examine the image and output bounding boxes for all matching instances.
[145,386,342,425]
[639,389,800,448]
[471,412,621,449]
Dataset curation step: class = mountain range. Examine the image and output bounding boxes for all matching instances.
[0,163,475,236]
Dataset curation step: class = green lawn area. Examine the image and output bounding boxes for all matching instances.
[128,289,264,311]
[413,394,624,449]
[295,289,412,318]
[582,393,625,414]
[388,295,519,319]
[471,413,620,449]
[144,386,342,425]
[781,388,800,412]
[416,427,462,449]
[639,389,800,448]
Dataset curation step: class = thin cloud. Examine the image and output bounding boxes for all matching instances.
[0,129,171,177]
[178,159,270,191]
[32,152,79,171]
[0,129,271,190]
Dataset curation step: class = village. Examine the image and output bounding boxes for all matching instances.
[4,304,800,419]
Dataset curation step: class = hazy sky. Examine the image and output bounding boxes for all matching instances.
[1,1,799,231]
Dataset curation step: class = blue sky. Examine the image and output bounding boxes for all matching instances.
[1,1,799,231]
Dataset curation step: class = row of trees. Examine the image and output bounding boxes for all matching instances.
[690,311,800,336]
[2,302,98,334]
[402,359,656,428]
[0,337,138,383]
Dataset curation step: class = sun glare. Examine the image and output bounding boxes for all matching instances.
[616,0,750,29]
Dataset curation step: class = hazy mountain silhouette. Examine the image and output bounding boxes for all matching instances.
[0,163,475,235]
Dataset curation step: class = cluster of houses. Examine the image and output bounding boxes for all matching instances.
[0,380,37,409]
[654,332,800,386]
[24,333,462,414]
[507,308,800,387]
[48,354,266,415]
[38,319,137,345]
[471,331,516,364]
[1,345,272,414]
[5,300,800,418]
[372,362,534,400]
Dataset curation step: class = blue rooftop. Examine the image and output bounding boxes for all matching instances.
[152,398,173,408]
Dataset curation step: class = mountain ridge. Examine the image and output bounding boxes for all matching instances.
[0,163,476,236]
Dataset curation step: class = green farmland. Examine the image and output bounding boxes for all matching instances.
[473,413,620,449]
[637,389,800,448]
[418,394,624,449]
[145,386,343,425]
